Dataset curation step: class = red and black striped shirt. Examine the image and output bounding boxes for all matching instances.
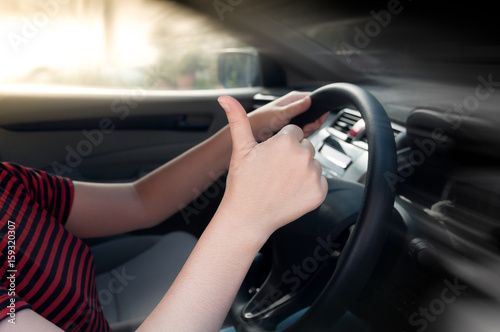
[0,162,110,331]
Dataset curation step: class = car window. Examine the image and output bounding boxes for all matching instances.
[0,0,258,90]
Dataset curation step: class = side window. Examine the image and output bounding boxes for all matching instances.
[0,0,260,90]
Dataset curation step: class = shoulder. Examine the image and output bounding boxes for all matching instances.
[0,162,74,225]
[0,162,24,178]
[0,162,36,188]
[0,161,73,191]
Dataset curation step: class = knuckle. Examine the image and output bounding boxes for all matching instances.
[276,131,296,146]
[312,181,327,203]
[298,146,313,162]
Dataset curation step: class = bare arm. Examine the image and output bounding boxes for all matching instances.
[65,92,327,238]
[65,124,233,238]
[137,96,327,331]
[0,309,64,331]
[7,94,327,331]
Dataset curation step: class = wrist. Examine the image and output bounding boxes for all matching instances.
[210,202,272,253]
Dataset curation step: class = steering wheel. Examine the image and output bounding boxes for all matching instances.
[229,83,397,331]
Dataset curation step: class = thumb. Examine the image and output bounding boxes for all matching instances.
[218,95,257,153]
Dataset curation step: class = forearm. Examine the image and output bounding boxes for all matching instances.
[66,92,324,238]
[66,125,232,238]
[133,125,232,227]
[137,209,266,332]
[137,94,327,331]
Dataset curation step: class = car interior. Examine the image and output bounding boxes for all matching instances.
[1,0,499,331]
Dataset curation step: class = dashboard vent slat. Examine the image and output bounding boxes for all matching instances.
[332,109,362,135]
[329,108,405,150]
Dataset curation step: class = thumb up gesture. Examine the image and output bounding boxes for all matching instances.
[217,96,328,239]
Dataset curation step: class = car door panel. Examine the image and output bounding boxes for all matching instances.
[0,87,260,182]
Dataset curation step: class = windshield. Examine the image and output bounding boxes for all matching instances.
[0,0,253,89]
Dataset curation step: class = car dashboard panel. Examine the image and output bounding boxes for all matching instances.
[252,89,500,331]
[254,92,405,183]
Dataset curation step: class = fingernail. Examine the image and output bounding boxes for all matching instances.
[218,98,231,112]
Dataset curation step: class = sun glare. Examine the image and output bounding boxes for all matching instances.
[0,0,155,86]
[0,0,250,90]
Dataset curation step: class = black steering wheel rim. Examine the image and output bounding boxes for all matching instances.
[232,83,397,331]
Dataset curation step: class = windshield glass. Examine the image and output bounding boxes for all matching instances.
[0,0,254,89]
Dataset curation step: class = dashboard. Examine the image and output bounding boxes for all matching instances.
[254,89,500,331]
[309,108,405,183]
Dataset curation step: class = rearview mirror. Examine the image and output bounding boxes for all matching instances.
[218,49,260,88]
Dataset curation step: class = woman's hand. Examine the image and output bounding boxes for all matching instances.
[137,96,328,332]
[248,91,329,142]
[218,95,328,239]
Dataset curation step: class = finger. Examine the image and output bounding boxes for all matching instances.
[312,159,322,174]
[283,96,312,118]
[318,111,330,123]
[303,123,318,137]
[277,124,304,142]
[276,91,311,105]
[218,95,257,153]
[301,138,316,157]
[320,175,328,199]
[312,161,328,200]
[303,111,330,137]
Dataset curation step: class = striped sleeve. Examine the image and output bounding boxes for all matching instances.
[0,284,31,324]
[1,163,74,225]
[0,163,109,331]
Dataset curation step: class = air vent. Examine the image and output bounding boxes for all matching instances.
[328,108,406,150]
[332,109,362,135]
